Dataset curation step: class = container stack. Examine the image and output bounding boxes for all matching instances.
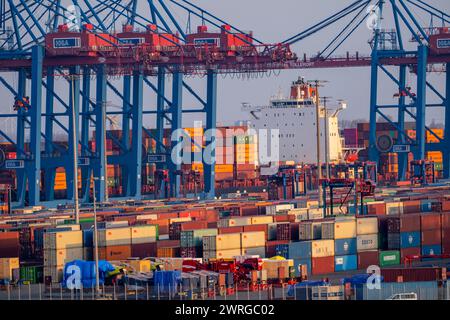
[399,214,421,260]
[180,229,218,258]
[43,230,83,282]
[421,213,442,256]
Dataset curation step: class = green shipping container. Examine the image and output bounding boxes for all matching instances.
[379,250,400,267]
[20,266,43,284]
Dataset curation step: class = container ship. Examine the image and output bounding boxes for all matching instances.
[247,77,344,164]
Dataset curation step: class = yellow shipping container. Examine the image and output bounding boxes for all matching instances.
[241,231,266,248]
[126,259,151,273]
[98,227,131,247]
[251,216,274,225]
[356,217,378,235]
[131,225,158,244]
[216,233,241,250]
[169,217,192,224]
[311,240,335,258]
[44,230,83,250]
[43,247,84,267]
[204,249,242,260]
[334,219,357,239]
[0,257,19,281]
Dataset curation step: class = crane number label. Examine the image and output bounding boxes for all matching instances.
[437,38,450,49]
[53,38,81,48]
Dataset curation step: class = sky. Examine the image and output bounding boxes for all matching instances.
[0,0,449,139]
[179,0,450,127]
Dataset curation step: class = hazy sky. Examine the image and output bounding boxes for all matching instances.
[0,0,449,139]
[176,0,449,127]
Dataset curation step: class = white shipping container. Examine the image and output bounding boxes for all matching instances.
[98,227,131,247]
[308,208,324,220]
[241,231,265,248]
[241,247,266,257]
[386,202,404,216]
[334,219,357,239]
[356,217,379,235]
[131,225,158,244]
[44,230,83,250]
[357,234,379,251]
[136,214,158,221]
[43,247,84,267]
[288,208,309,222]
[311,240,335,258]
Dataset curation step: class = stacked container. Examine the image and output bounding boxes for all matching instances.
[180,229,217,258]
[97,227,131,261]
[43,230,83,282]
[421,213,442,256]
[203,233,241,260]
[442,213,450,254]
[399,214,421,261]
[311,240,335,275]
[241,231,266,256]
[130,225,158,258]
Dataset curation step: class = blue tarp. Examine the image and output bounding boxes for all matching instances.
[153,270,182,293]
[340,273,384,286]
[63,260,116,288]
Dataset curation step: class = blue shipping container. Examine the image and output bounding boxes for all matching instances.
[335,255,357,272]
[420,200,433,212]
[422,244,442,256]
[335,238,357,256]
[275,244,289,259]
[400,231,421,248]
[293,258,311,277]
[83,230,94,248]
[289,241,312,259]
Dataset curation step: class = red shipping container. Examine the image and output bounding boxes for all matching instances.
[99,245,131,261]
[157,240,180,248]
[442,201,450,212]
[276,222,299,241]
[157,212,178,219]
[400,214,421,232]
[400,247,421,262]
[131,243,157,258]
[358,250,379,270]
[0,232,20,258]
[243,224,268,240]
[311,256,334,275]
[206,210,219,222]
[367,203,386,215]
[240,206,259,216]
[421,213,441,230]
[421,229,442,245]
[218,226,243,234]
[273,215,295,223]
[381,267,444,282]
[402,200,421,214]
[441,213,450,229]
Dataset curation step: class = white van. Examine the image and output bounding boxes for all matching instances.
[386,292,418,300]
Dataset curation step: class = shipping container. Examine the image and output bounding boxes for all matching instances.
[311,240,334,258]
[356,217,378,235]
[311,256,334,275]
[98,245,131,261]
[357,250,379,270]
[241,231,265,248]
[421,213,441,230]
[379,250,400,267]
[400,231,421,248]
[98,227,131,247]
[421,244,441,256]
[357,234,378,251]
[334,255,357,272]
[43,230,83,250]
[0,257,19,281]
[335,238,357,256]
[334,218,356,239]
[130,225,158,244]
